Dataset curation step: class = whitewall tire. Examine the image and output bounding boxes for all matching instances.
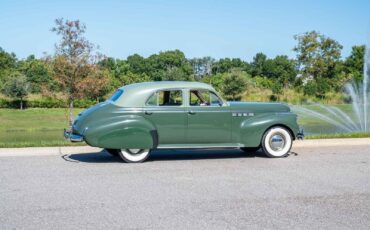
[261,127,292,158]
[118,149,150,163]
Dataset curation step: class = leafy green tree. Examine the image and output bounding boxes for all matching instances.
[222,71,248,100]
[201,72,225,92]
[271,82,283,100]
[51,18,102,127]
[120,71,151,85]
[0,47,17,84]
[254,76,273,89]
[303,81,317,97]
[294,31,343,80]
[250,53,267,77]
[99,58,131,88]
[18,55,53,93]
[126,54,148,74]
[344,45,365,82]
[2,73,30,109]
[162,67,193,81]
[315,77,330,99]
[148,50,193,80]
[264,55,297,88]
[212,58,248,74]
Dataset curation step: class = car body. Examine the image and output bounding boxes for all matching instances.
[64,81,303,162]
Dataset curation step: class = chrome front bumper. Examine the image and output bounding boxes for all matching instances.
[64,129,84,142]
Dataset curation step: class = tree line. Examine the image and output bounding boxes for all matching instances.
[0,18,366,122]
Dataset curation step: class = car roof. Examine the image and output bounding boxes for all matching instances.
[113,81,217,107]
[118,81,214,91]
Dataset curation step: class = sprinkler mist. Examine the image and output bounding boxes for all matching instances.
[293,45,370,133]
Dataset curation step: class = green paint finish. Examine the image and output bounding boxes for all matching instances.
[70,81,300,149]
[186,106,231,143]
[143,106,186,144]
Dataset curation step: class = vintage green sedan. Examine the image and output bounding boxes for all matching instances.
[64,81,303,163]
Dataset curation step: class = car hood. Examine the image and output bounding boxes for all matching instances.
[228,101,290,113]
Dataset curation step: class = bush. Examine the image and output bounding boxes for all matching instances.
[0,98,96,109]
[0,99,14,108]
[254,76,273,88]
[303,81,317,96]
[269,95,278,101]
[74,99,97,108]
[222,72,247,101]
[27,98,66,108]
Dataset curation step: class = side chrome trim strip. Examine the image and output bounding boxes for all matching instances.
[157,144,243,149]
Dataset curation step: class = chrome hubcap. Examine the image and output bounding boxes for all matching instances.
[269,133,285,151]
[125,149,143,155]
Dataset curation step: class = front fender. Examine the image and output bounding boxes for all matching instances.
[238,112,299,147]
[84,114,156,149]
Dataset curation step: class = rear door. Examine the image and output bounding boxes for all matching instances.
[143,89,186,145]
[186,89,231,144]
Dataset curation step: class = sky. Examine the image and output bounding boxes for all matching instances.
[0,0,369,61]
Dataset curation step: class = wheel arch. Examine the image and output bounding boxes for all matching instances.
[239,113,298,147]
[264,124,295,141]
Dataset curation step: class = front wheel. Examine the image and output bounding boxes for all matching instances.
[118,149,151,163]
[261,127,292,158]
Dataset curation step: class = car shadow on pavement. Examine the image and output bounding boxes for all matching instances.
[65,149,268,163]
[63,151,121,163]
[147,149,267,162]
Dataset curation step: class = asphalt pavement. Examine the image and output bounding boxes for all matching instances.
[1,142,370,229]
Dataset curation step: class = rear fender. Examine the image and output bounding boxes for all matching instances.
[84,115,156,149]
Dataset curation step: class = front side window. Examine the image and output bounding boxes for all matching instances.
[190,90,222,106]
[146,90,183,106]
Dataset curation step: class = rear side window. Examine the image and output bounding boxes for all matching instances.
[146,90,183,106]
[108,89,124,102]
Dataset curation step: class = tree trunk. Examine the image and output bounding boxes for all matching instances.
[69,99,74,128]
[20,98,23,110]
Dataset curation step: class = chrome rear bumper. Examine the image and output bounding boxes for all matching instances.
[64,129,84,142]
[297,127,305,140]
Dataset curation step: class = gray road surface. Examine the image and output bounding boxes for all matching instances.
[1,145,370,229]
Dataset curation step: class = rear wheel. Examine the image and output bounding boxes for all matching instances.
[118,149,151,163]
[261,126,292,158]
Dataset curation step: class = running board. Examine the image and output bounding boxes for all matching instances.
[157,143,243,149]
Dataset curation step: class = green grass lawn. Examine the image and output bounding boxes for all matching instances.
[0,105,369,147]
[0,108,84,147]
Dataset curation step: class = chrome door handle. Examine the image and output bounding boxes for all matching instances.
[145,111,153,115]
[188,110,196,115]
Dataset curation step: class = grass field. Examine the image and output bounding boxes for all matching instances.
[0,108,84,147]
[0,105,369,147]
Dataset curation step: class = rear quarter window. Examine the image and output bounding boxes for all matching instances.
[108,89,124,102]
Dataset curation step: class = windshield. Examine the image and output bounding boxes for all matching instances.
[107,89,124,102]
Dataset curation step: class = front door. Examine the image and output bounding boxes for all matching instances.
[186,90,231,144]
[144,89,186,145]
